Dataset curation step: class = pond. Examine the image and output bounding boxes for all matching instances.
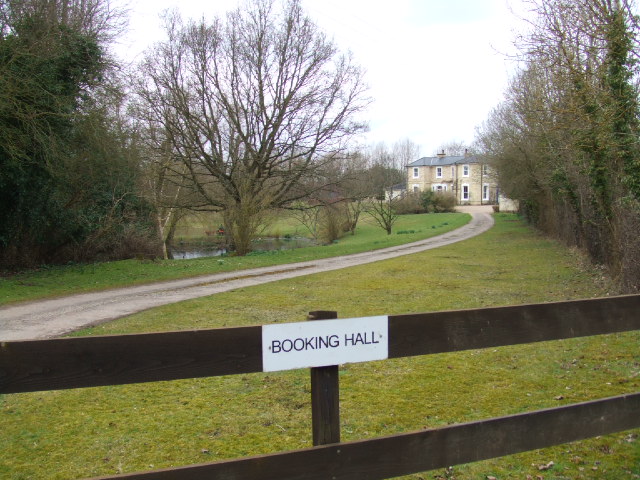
[170,236,314,259]
[170,246,228,260]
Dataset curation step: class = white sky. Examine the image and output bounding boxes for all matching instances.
[115,0,530,157]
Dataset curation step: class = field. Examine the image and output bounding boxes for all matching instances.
[0,212,468,306]
[0,213,638,479]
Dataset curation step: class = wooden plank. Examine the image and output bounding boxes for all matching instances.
[389,294,640,358]
[2,295,639,394]
[86,392,640,480]
[0,326,262,393]
[308,311,341,446]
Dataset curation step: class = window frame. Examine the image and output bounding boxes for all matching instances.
[462,183,470,201]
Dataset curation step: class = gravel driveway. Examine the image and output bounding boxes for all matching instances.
[0,209,494,341]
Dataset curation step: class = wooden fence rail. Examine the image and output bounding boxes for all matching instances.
[2,295,639,394]
[89,393,640,480]
[1,294,639,479]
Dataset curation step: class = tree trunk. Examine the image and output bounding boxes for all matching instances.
[223,204,260,256]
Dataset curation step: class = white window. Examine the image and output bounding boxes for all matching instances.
[432,184,447,192]
[462,184,470,201]
[463,165,470,177]
[483,184,490,201]
[413,185,420,193]
[436,166,442,178]
[412,167,419,178]
[451,166,455,178]
[482,164,489,175]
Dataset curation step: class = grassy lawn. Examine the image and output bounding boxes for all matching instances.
[1,214,638,479]
[173,210,311,240]
[0,213,468,306]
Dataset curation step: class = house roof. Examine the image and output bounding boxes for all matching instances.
[407,155,481,167]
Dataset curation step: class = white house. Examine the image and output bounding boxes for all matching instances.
[406,151,498,206]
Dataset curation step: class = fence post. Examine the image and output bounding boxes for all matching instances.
[308,310,340,446]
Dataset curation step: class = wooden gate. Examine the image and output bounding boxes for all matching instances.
[1,295,639,479]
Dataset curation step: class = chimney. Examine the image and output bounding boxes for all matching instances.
[437,150,446,158]
[464,148,470,157]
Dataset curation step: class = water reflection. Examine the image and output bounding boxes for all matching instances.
[251,236,314,251]
[171,247,227,260]
[170,236,313,259]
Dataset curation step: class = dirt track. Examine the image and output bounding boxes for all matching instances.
[0,208,494,341]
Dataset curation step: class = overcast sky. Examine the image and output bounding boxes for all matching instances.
[115,0,530,157]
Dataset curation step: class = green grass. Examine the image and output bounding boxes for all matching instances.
[0,213,468,306]
[1,214,638,479]
[173,210,329,240]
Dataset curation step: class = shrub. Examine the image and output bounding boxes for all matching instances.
[431,192,456,212]
[421,191,456,213]
[394,192,427,214]
[318,203,348,244]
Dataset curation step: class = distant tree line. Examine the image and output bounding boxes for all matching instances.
[478,0,640,292]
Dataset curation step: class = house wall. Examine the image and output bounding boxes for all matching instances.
[407,162,498,205]
[498,195,519,212]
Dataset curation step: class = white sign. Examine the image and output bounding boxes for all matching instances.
[262,316,389,372]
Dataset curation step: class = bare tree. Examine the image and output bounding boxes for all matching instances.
[364,143,405,196]
[138,128,194,259]
[362,143,402,234]
[365,195,399,235]
[392,138,421,168]
[435,140,470,157]
[292,203,322,242]
[336,150,370,234]
[134,0,368,255]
